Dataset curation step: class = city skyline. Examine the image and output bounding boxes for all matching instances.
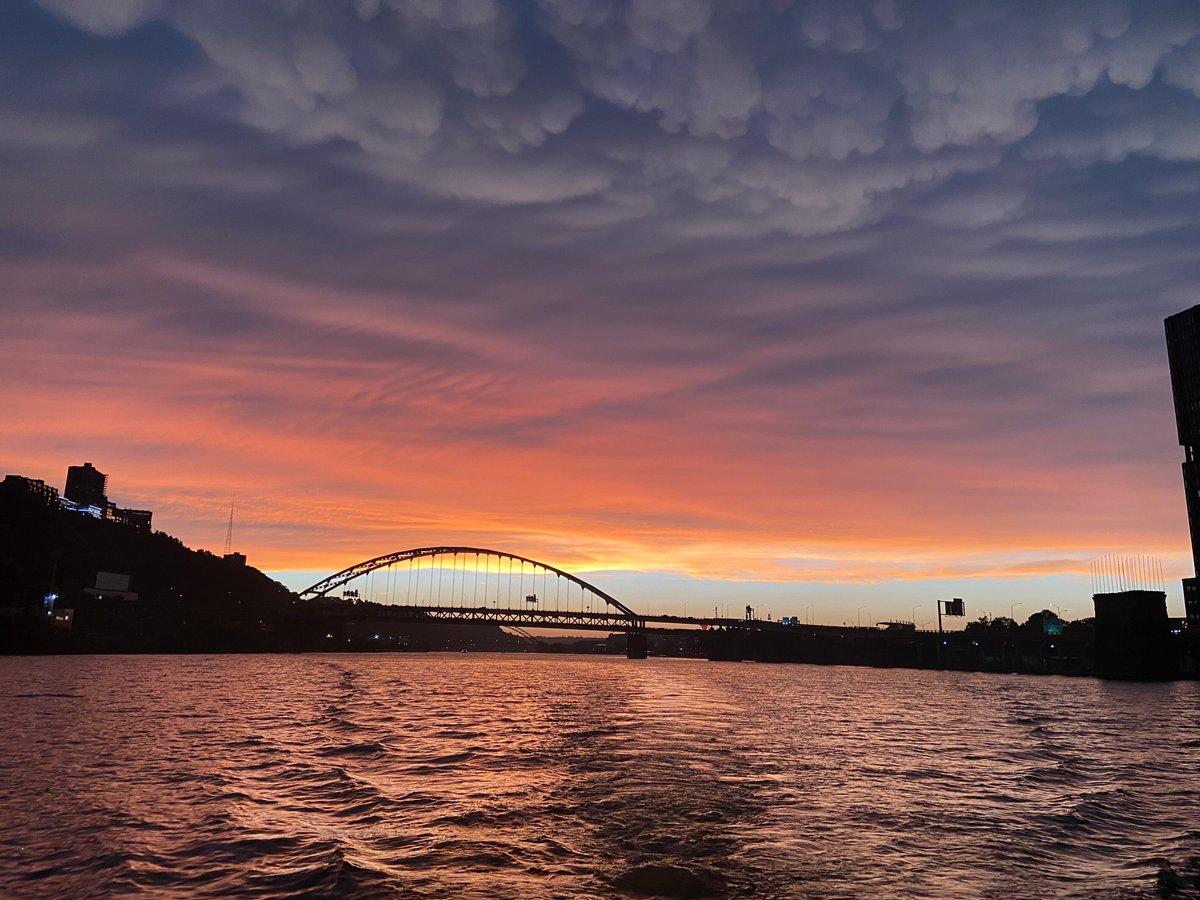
[5,1,1200,622]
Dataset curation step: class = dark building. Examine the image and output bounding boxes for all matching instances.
[60,462,154,529]
[108,505,153,532]
[0,474,59,507]
[64,462,108,509]
[1164,306,1200,629]
[1093,590,1174,680]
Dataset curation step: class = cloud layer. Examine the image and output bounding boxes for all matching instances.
[4,1,1200,609]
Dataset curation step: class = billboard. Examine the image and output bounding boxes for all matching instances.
[95,572,131,592]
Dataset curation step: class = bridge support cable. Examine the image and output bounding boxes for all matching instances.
[299,546,642,621]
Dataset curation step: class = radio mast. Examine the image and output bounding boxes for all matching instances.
[224,498,235,556]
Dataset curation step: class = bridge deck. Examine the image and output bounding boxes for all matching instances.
[308,601,804,633]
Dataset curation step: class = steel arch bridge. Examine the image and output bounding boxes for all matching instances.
[299,548,647,654]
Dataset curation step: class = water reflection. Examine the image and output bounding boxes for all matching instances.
[1,655,1199,897]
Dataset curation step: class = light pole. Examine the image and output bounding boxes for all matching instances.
[857,605,866,628]
[682,601,688,618]
[805,604,814,625]
[1009,602,1022,623]
[911,605,919,626]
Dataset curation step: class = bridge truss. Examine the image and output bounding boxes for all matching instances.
[339,603,648,632]
[299,546,644,629]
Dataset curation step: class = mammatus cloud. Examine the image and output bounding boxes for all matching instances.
[3,1,1200,607]
[29,0,1200,227]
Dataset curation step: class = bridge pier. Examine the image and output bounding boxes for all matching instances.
[626,631,648,659]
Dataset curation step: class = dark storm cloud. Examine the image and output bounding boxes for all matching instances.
[19,0,1200,227]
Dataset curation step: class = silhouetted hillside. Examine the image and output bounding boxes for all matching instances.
[0,489,298,652]
[0,489,520,654]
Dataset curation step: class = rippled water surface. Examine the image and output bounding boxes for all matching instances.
[2,654,1199,898]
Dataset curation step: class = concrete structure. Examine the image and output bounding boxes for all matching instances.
[1165,306,1200,629]
[1093,590,1173,680]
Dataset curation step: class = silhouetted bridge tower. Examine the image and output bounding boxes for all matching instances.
[299,547,650,658]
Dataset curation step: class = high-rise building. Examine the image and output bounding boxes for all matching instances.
[64,461,108,509]
[1164,305,1200,629]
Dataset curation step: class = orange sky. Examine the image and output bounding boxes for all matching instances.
[5,0,1200,623]
[3,251,1190,612]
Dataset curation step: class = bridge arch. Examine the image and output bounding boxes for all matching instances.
[298,546,637,619]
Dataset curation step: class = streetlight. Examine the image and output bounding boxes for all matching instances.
[682,601,688,618]
[1010,602,1022,623]
[911,605,920,625]
[857,605,867,627]
[805,604,815,625]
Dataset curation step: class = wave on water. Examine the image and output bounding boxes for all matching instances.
[2,655,1199,898]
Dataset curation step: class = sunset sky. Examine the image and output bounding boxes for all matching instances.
[5,0,1200,623]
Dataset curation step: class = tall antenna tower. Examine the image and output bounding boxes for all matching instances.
[224,498,235,556]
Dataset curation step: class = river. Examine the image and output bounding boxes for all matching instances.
[2,654,1198,898]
